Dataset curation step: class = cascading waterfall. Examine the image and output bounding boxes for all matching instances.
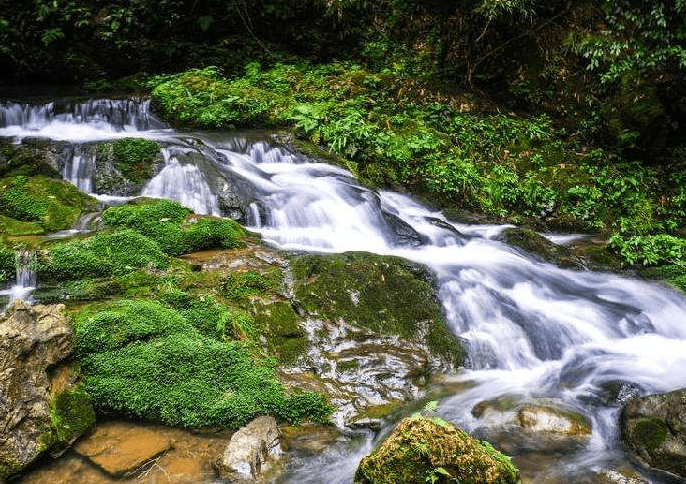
[141,147,220,216]
[2,98,686,482]
[7,250,37,303]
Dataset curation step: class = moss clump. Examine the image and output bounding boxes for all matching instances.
[291,252,463,366]
[35,230,169,281]
[0,242,15,285]
[101,199,245,255]
[76,299,333,428]
[0,175,97,233]
[0,141,62,179]
[48,385,96,447]
[222,268,283,302]
[634,417,670,452]
[355,416,519,484]
[108,138,160,184]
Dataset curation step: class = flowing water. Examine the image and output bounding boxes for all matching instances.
[2,99,686,483]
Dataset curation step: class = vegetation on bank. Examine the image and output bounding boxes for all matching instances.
[145,63,686,284]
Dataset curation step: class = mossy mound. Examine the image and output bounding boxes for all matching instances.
[0,175,97,234]
[99,138,160,184]
[47,384,96,451]
[291,252,463,366]
[75,298,333,428]
[354,416,519,484]
[35,230,169,282]
[101,198,245,256]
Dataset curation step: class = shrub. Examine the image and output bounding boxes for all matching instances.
[609,233,686,267]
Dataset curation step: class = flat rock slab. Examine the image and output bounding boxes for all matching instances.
[74,421,172,476]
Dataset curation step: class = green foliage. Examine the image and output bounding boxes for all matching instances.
[609,234,686,267]
[36,230,168,281]
[0,243,15,285]
[102,199,244,255]
[0,176,96,233]
[75,299,333,428]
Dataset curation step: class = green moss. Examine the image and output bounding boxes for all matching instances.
[253,301,307,364]
[0,176,97,232]
[0,242,15,285]
[291,252,463,366]
[108,138,160,184]
[35,230,169,282]
[49,384,96,446]
[354,416,519,484]
[75,299,332,428]
[222,268,283,302]
[0,141,62,179]
[101,199,245,255]
[634,417,670,451]
[0,214,45,236]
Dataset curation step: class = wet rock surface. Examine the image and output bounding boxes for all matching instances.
[621,388,686,480]
[214,416,282,483]
[73,422,172,476]
[15,421,232,484]
[471,396,592,454]
[0,302,74,479]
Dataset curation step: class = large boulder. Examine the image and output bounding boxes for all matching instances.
[214,416,282,483]
[0,301,92,479]
[621,388,686,479]
[354,416,520,484]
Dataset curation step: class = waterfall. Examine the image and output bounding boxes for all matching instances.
[9,250,36,302]
[0,98,169,141]
[141,147,220,216]
[3,97,686,482]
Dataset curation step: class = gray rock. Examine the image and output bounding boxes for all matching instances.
[214,416,282,483]
[0,301,73,479]
[621,388,686,479]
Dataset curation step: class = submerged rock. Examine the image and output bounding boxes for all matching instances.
[354,416,520,484]
[0,301,90,479]
[621,388,686,480]
[471,396,592,454]
[73,422,172,477]
[214,416,282,483]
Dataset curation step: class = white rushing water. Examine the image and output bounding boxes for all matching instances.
[2,99,686,482]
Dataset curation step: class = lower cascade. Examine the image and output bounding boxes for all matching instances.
[2,98,686,483]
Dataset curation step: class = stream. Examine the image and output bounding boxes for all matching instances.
[2,98,686,483]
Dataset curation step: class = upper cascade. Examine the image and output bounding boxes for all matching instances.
[0,99,169,141]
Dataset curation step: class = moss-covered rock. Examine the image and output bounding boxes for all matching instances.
[94,138,164,193]
[354,416,519,484]
[621,388,686,479]
[497,227,585,269]
[0,175,97,234]
[291,252,463,366]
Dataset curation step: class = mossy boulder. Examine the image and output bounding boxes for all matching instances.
[94,138,164,194]
[0,175,98,234]
[354,416,520,484]
[621,388,686,479]
[291,252,463,366]
[0,139,62,179]
[497,228,584,269]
